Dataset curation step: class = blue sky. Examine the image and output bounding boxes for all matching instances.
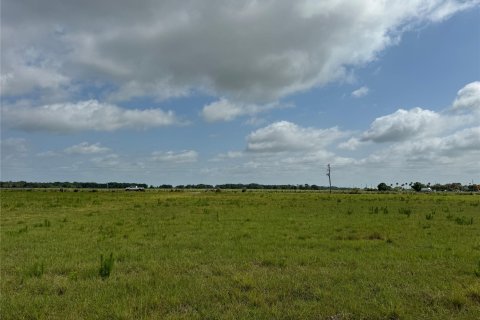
[1,1,479,187]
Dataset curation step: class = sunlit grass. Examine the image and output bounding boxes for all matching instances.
[1,190,479,319]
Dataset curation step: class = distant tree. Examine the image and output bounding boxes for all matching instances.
[411,182,424,192]
[377,182,390,191]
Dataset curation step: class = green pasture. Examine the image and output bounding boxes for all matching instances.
[1,190,479,319]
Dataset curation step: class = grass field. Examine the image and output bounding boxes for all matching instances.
[1,189,479,319]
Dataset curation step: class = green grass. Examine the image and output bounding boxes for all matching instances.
[1,189,480,319]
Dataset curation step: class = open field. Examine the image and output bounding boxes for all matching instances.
[1,190,479,319]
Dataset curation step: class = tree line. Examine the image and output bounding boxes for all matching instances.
[0,181,148,189]
[1,180,478,192]
[377,181,479,192]
[1,181,338,191]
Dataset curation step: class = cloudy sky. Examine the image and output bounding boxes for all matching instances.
[1,0,479,187]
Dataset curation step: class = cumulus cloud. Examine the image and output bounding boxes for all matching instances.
[452,81,480,111]
[2,0,477,105]
[338,137,362,150]
[151,150,198,163]
[64,142,110,154]
[1,67,68,97]
[247,121,346,153]
[3,100,178,133]
[360,108,441,143]
[351,86,369,98]
[360,126,480,167]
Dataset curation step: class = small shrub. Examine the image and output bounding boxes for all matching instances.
[382,207,389,214]
[425,213,434,220]
[99,253,114,279]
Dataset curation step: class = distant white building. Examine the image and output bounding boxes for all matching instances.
[125,186,145,191]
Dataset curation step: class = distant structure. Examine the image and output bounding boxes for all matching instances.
[125,186,145,192]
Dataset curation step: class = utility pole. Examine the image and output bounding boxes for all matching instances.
[326,164,332,194]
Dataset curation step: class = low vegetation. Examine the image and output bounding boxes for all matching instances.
[1,189,479,319]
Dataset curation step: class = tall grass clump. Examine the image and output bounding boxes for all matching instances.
[454,216,473,225]
[27,261,44,278]
[99,253,114,280]
[398,207,412,217]
[475,260,480,277]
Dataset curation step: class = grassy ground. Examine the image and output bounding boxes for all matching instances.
[1,189,479,319]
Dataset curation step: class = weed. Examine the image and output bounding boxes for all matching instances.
[455,216,473,225]
[367,232,383,240]
[425,213,434,220]
[99,252,114,280]
[18,225,28,234]
[467,291,480,304]
[446,296,466,312]
[475,260,480,277]
[398,207,412,217]
[33,219,51,227]
[386,310,400,320]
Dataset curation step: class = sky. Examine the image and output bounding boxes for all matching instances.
[1,0,479,187]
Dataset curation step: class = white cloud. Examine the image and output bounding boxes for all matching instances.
[360,107,441,143]
[452,81,480,111]
[151,150,198,163]
[0,67,68,97]
[351,86,369,98]
[338,137,362,150]
[3,100,178,133]
[360,126,480,167]
[202,99,247,123]
[2,0,477,106]
[201,98,280,122]
[247,121,346,153]
[64,142,110,154]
